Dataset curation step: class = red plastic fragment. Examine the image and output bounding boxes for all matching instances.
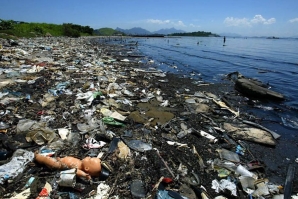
[37,62,47,67]
[38,188,49,197]
[37,110,45,115]
[162,177,173,184]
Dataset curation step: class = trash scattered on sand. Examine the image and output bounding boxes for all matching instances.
[0,36,296,198]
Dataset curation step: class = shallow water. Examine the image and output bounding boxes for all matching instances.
[131,37,298,133]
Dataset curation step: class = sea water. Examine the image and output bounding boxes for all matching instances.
[133,37,298,132]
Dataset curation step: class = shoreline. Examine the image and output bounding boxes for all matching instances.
[0,36,297,198]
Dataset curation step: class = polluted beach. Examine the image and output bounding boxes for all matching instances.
[1,1,298,196]
[0,35,297,199]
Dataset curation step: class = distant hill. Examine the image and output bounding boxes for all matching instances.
[116,27,151,35]
[219,32,242,37]
[115,27,186,35]
[153,28,185,35]
[93,28,125,36]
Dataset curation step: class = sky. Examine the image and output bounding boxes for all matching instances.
[1,0,298,37]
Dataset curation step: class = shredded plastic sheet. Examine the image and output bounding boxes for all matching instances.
[124,139,152,152]
[94,182,110,199]
[216,148,240,162]
[212,179,237,196]
[0,149,34,184]
[10,188,31,199]
[157,189,173,199]
[291,194,298,199]
[83,137,106,149]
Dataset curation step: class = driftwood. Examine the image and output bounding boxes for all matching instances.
[235,78,284,100]
[212,98,240,118]
[284,164,295,199]
[223,123,277,146]
[242,120,281,139]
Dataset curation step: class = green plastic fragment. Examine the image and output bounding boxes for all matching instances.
[93,91,102,98]
[217,168,231,178]
[102,117,125,127]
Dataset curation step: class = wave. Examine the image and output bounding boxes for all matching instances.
[281,116,298,129]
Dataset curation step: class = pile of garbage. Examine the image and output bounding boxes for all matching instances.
[0,36,296,199]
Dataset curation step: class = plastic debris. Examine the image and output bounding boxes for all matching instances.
[100,107,127,121]
[117,141,130,159]
[211,179,237,196]
[236,145,246,155]
[0,121,9,130]
[216,148,240,163]
[216,168,231,178]
[58,128,70,140]
[16,119,56,145]
[197,130,218,143]
[83,137,106,149]
[131,179,146,198]
[177,123,192,138]
[235,164,258,179]
[252,179,270,197]
[239,176,255,194]
[37,182,52,199]
[156,189,184,199]
[166,141,188,148]
[102,116,125,126]
[94,182,111,199]
[24,176,35,188]
[10,188,31,199]
[0,149,34,184]
[123,139,152,152]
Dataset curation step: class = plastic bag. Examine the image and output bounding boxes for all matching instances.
[0,149,34,184]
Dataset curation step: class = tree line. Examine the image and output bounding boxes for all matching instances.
[169,31,219,37]
[0,19,94,37]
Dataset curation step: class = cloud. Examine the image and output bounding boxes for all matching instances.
[251,15,275,24]
[147,19,186,27]
[189,23,200,28]
[174,20,186,27]
[147,19,170,24]
[289,18,298,23]
[265,18,276,24]
[224,17,250,27]
[224,15,276,27]
[145,19,201,30]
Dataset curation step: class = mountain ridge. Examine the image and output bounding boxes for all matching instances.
[115,27,185,35]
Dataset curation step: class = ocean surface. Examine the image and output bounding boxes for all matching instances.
[126,36,298,135]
